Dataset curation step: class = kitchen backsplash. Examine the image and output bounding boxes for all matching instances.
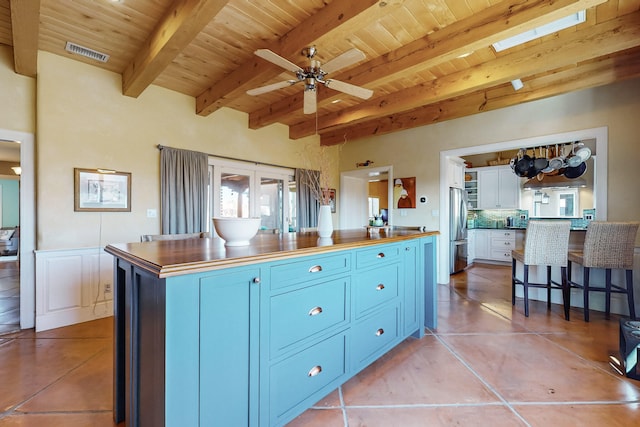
[468,209,595,229]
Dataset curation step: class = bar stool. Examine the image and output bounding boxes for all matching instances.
[512,220,572,319]
[568,221,639,322]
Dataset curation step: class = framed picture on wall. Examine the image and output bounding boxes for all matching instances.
[74,168,131,212]
[393,177,416,209]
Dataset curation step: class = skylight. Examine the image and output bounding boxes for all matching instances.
[492,11,586,52]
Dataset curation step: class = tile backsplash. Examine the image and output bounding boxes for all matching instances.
[468,209,594,229]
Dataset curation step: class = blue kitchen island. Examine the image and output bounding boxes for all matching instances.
[105,229,438,426]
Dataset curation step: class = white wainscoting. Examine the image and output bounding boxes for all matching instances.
[514,248,640,317]
[35,247,114,332]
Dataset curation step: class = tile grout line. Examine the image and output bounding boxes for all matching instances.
[432,332,533,427]
[0,344,111,418]
[338,386,348,427]
[454,280,640,393]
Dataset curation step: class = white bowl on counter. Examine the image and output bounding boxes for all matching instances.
[212,217,261,246]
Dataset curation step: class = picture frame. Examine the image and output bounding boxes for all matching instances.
[393,177,416,209]
[328,188,337,213]
[74,168,131,212]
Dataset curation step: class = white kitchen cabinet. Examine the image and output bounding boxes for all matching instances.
[473,229,490,261]
[489,230,516,262]
[478,166,520,209]
[447,157,465,189]
[467,230,475,262]
[471,229,515,264]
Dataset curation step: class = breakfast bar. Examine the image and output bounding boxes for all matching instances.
[105,229,438,427]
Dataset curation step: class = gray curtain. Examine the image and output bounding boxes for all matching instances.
[295,168,320,229]
[160,146,209,234]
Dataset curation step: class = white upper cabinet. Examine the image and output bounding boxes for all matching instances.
[478,166,520,209]
[447,157,465,189]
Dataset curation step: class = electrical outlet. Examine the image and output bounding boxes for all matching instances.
[104,283,112,293]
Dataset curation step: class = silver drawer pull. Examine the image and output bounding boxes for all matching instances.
[308,365,322,377]
[308,306,323,316]
[504,242,511,246]
[376,328,385,336]
[376,252,385,258]
[376,284,385,291]
[308,265,322,273]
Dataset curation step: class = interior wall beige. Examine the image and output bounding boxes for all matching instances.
[0,46,35,133]
[339,78,640,238]
[36,51,332,250]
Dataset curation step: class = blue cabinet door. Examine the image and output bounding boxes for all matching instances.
[402,240,420,336]
[199,268,261,426]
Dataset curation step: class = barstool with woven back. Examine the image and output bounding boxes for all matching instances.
[512,220,572,320]
[567,221,639,322]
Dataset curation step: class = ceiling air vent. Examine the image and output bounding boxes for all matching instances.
[64,42,110,63]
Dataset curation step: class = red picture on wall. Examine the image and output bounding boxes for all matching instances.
[393,177,416,209]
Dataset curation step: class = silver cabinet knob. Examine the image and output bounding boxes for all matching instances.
[253,277,261,284]
[308,365,322,377]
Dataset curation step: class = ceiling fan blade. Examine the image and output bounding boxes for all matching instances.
[324,79,373,99]
[303,89,317,115]
[254,49,303,73]
[321,48,366,74]
[246,80,298,96]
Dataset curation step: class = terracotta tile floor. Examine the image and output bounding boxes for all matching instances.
[0,263,638,426]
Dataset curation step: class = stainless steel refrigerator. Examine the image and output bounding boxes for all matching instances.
[450,187,468,274]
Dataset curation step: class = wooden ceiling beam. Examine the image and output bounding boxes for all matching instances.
[318,49,640,146]
[249,0,606,130]
[10,0,40,77]
[195,0,381,117]
[122,0,231,98]
[290,10,640,139]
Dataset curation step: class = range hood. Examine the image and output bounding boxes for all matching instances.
[523,175,587,189]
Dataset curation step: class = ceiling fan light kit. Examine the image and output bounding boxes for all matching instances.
[248,47,373,114]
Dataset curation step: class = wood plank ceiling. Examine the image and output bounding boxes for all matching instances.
[2,0,640,145]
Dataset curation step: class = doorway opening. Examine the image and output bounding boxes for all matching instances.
[0,129,35,332]
[438,126,608,284]
[340,165,394,229]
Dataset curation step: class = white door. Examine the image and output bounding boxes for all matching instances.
[211,160,292,234]
[340,175,368,229]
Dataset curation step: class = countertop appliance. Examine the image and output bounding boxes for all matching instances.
[450,187,468,274]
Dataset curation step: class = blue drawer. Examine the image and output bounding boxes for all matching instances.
[351,304,400,368]
[270,253,351,290]
[269,332,347,423]
[270,277,349,356]
[356,244,400,269]
[353,264,399,317]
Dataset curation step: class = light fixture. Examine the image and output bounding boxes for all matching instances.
[511,79,524,91]
[11,166,21,175]
[492,11,586,52]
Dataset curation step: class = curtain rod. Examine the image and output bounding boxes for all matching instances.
[157,144,296,171]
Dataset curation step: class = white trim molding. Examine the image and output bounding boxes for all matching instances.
[35,247,114,332]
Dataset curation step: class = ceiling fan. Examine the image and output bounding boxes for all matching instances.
[247,47,374,114]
